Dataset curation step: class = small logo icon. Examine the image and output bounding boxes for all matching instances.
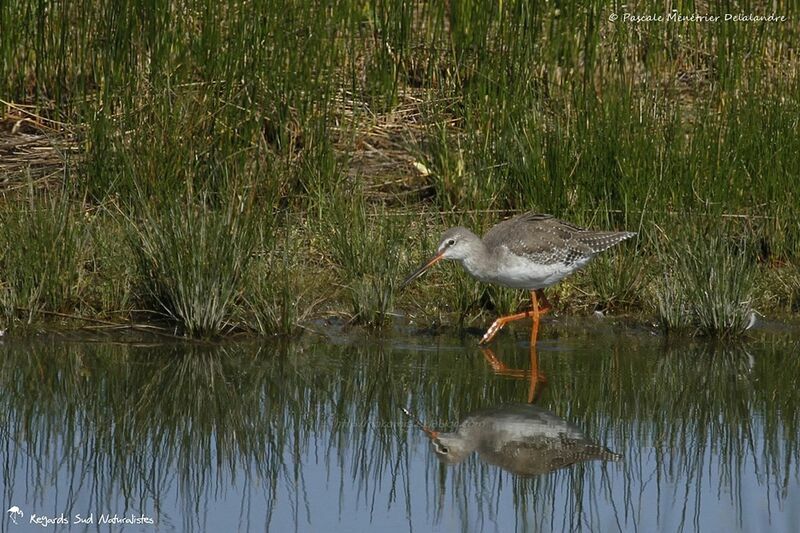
[7,506,24,524]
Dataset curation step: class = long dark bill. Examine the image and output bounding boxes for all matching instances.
[399,251,445,289]
[400,407,439,439]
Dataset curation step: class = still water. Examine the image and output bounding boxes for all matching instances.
[1,320,799,532]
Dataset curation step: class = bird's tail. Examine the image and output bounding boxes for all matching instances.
[577,231,636,254]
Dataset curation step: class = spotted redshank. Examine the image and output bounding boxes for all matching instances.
[403,403,622,476]
[401,212,635,343]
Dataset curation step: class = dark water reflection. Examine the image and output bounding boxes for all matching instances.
[1,325,799,532]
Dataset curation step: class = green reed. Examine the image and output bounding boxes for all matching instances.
[127,193,257,338]
[0,0,797,335]
[83,211,135,317]
[655,226,758,337]
[584,245,648,312]
[324,191,408,327]
[243,222,319,336]
[0,191,87,325]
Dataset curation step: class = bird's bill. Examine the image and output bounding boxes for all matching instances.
[400,251,444,289]
[401,407,439,439]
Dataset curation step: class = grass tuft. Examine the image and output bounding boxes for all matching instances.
[324,193,407,327]
[656,229,757,337]
[0,192,87,324]
[243,224,319,336]
[586,246,648,312]
[127,195,256,338]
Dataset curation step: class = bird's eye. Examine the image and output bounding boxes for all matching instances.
[440,446,449,453]
[447,239,456,247]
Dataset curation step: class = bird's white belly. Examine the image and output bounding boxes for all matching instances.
[487,255,590,290]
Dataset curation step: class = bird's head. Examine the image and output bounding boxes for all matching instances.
[435,227,477,261]
[430,433,472,464]
[400,227,477,288]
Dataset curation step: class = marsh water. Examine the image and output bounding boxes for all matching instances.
[1,320,799,532]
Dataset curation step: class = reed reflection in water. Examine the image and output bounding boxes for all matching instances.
[0,325,798,532]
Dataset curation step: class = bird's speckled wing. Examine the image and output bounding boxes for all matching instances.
[482,212,634,266]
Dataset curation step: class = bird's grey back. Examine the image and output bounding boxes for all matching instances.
[459,403,623,476]
[484,437,622,476]
[483,212,635,266]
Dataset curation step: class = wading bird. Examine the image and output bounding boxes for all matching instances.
[400,212,635,344]
[403,402,622,476]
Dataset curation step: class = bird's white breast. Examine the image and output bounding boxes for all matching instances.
[486,248,591,289]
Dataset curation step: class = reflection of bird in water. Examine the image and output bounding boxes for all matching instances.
[406,403,622,476]
[480,344,546,403]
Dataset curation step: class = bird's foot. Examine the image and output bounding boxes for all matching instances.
[479,319,505,345]
[480,310,540,344]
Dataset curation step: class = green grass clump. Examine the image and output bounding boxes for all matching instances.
[1,0,799,337]
[324,194,408,327]
[127,196,257,338]
[82,212,135,318]
[656,230,757,337]
[758,265,800,314]
[243,225,319,336]
[0,193,87,324]
[585,245,648,312]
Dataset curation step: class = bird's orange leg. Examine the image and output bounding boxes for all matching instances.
[527,319,547,403]
[480,347,527,378]
[480,310,536,344]
[534,289,553,316]
[479,290,552,345]
[479,345,547,403]
[530,289,552,344]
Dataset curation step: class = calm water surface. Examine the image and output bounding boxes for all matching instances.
[1,321,799,532]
